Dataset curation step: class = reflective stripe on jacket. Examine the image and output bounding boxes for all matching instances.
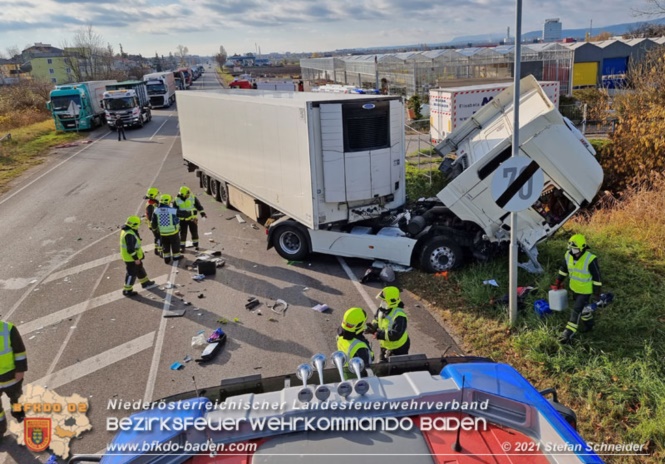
[336,337,373,366]
[565,250,596,294]
[175,197,197,220]
[155,206,179,236]
[120,229,144,262]
[377,308,408,350]
[0,322,16,377]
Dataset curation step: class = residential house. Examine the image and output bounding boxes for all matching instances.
[21,43,73,84]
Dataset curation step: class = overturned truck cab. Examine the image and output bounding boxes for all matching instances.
[408,75,603,273]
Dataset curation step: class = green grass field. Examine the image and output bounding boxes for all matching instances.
[401,176,665,463]
[0,119,85,193]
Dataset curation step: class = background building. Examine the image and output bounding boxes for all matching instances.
[543,19,563,42]
[301,37,665,97]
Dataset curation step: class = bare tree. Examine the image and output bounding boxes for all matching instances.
[62,25,106,81]
[175,45,189,67]
[624,22,665,38]
[215,45,227,68]
[632,0,665,16]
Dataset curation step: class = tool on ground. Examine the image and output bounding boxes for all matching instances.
[581,292,615,316]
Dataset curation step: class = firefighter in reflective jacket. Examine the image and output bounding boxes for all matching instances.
[151,194,182,264]
[366,286,410,362]
[0,320,27,438]
[120,216,155,297]
[144,187,162,257]
[174,186,206,253]
[552,234,602,344]
[337,307,373,377]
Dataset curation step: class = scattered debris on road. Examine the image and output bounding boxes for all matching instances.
[170,362,184,370]
[312,304,329,313]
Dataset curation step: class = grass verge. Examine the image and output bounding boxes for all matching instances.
[401,179,665,463]
[0,119,85,193]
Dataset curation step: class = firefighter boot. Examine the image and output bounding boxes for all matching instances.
[558,329,574,344]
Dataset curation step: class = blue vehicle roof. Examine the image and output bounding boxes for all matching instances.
[441,362,604,463]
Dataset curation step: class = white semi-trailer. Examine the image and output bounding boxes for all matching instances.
[178,76,603,273]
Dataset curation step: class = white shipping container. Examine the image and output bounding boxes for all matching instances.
[255,80,296,91]
[430,81,559,143]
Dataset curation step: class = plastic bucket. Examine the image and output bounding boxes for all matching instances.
[534,299,551,317]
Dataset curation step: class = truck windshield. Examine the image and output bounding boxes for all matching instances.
[104,97,135,110]
[51,95,81,111]
[146,84,166,94]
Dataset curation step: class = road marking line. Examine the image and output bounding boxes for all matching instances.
[33,332,155,390]
[150,114,172,141]
[337,257,378,316]
[20,274,169,334]
[43,245,155,283]
[4,121,178,322]
[45,261,113,377]
[143,263,179,402]
[0,135,109,207]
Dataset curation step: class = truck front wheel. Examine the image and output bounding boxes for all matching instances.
[420,237,464,273]
[273,226,309,261]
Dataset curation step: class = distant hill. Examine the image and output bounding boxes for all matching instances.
[449,17,665,45]
[333,17,665,55]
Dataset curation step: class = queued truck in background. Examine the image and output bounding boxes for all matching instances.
[47,80,115,131]
[178,76,603,273]
[101,80,152,130]
[142,72,176,108]
[176,67,192,89]
[429,80,560,143]
[173,70,186,90]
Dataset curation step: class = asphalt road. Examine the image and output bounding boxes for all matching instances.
[0,71,461,462]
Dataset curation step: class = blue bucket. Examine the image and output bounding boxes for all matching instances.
[534,299,551,317]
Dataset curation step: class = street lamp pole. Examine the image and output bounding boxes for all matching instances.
[509,0,523,326]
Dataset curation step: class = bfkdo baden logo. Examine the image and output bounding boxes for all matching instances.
[9,384,92,459]
[24,418,52,453]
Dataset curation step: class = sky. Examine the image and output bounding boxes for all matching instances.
[0,0,651,58]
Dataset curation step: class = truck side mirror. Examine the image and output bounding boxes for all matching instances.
[100,100,104,109]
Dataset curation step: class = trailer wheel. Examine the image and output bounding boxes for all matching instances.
[274,226,309,261]
[201,173,211,193]
[219,182,230,208]
[210,179,221,201]
[420,237,464,273]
